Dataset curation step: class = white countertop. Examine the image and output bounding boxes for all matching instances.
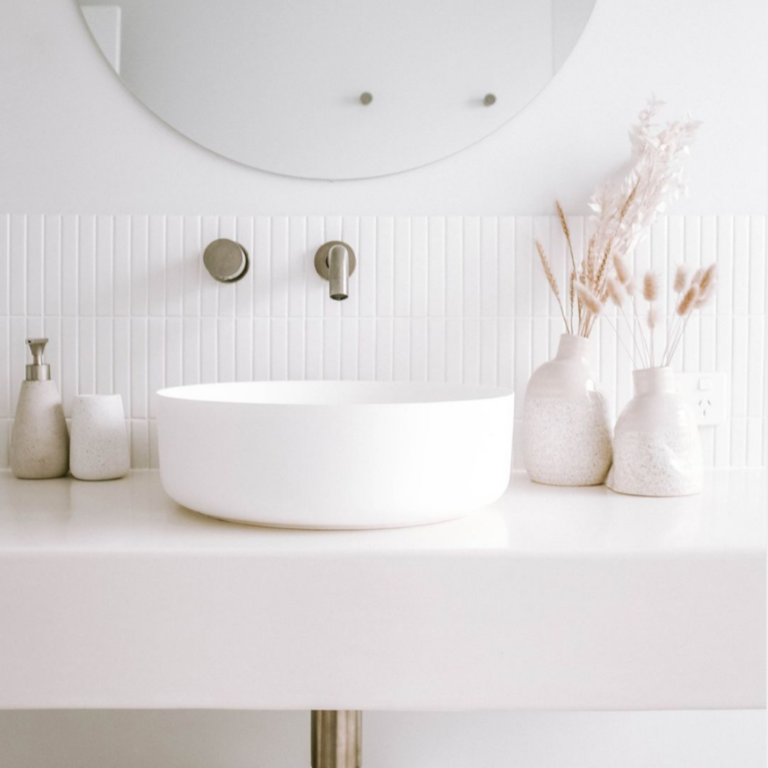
[0,470,764,555]
[0,470,764,711]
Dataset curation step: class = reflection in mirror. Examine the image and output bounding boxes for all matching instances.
[77,1,596,179]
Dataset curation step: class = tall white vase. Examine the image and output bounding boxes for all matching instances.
[608,367,702,497]
[522,334,613,486]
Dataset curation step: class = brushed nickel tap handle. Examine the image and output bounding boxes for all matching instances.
[203,239,249,283]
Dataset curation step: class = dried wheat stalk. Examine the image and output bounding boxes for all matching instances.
[535,239,570,332]
[531,99,700,347]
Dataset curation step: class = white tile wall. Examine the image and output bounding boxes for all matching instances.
[0,214,765,469]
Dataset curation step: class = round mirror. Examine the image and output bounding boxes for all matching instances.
[76,1,596,179]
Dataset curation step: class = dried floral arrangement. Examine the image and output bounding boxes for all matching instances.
[536,99,704,348]
[605,260,716,368]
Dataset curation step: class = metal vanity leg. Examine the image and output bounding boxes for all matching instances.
[311,710,362,768]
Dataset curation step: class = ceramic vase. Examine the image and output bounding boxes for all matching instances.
[607,367,702,497]
[10,379,69,479]
[522,334,613,486]
[70,395,130,481]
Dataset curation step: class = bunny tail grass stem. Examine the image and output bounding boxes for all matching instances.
[618,303,648,368]
[602,316,636,361]
[647,305,659,367]
[663,284,700,363]
[663,305,679,360]
[663,307,685,365]
[665,310,695,366]
[663,285,690,362]
[648,323,654,368]
[663,294,695,365]
[630,297,652,368]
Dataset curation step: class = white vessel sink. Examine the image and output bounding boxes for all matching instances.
[157,381,514,529]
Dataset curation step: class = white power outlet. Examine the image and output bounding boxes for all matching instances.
[678,372,728,426]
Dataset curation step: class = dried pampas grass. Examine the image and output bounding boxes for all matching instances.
[531,100,700,345]
[660,263,717,366]
[606,277,624,307]
[697,264,717,298]
[604,261,717,369]
[574,282,603,316]
[673,264,689,293]
[643,272,659,302]
[614,255,631,285]
[677,285,699,316]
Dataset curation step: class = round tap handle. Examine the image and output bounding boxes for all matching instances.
[203,239,249,283]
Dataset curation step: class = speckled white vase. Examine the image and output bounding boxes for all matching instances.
[70,395,130,481]
[522,334,613,486]
[608,367,702,497]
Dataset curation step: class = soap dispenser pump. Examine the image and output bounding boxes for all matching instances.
[10,338,69,479]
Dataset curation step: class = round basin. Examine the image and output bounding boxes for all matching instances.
[157,381,515,529]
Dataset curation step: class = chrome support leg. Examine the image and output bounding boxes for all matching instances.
[311,710,362,768]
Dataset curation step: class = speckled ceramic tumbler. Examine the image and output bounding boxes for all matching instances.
[70,395,130,481]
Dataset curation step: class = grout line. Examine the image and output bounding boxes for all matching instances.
[214,215,220,317]
[22,216,28,318]
[3,215,9,320]
[39,215,45,322]
[374,217,379,317]
[269,216,274,320]
[163,214,168,318]
[424,216,429,320]
[303,216,308,323]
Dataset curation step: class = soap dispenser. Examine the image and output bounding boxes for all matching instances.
[10,338,69,479]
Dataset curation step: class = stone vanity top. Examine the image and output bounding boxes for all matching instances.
[0,470,764,712]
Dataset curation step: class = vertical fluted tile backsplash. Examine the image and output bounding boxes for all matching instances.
[0,214,765,469]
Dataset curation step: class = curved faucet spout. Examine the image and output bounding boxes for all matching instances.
[328,244,349,301]
[314,241,357,301]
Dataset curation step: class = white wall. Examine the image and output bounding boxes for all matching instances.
[0,1,765,767]
[0,0,765,213]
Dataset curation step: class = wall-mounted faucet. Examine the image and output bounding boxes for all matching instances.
[314,241,357,301]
